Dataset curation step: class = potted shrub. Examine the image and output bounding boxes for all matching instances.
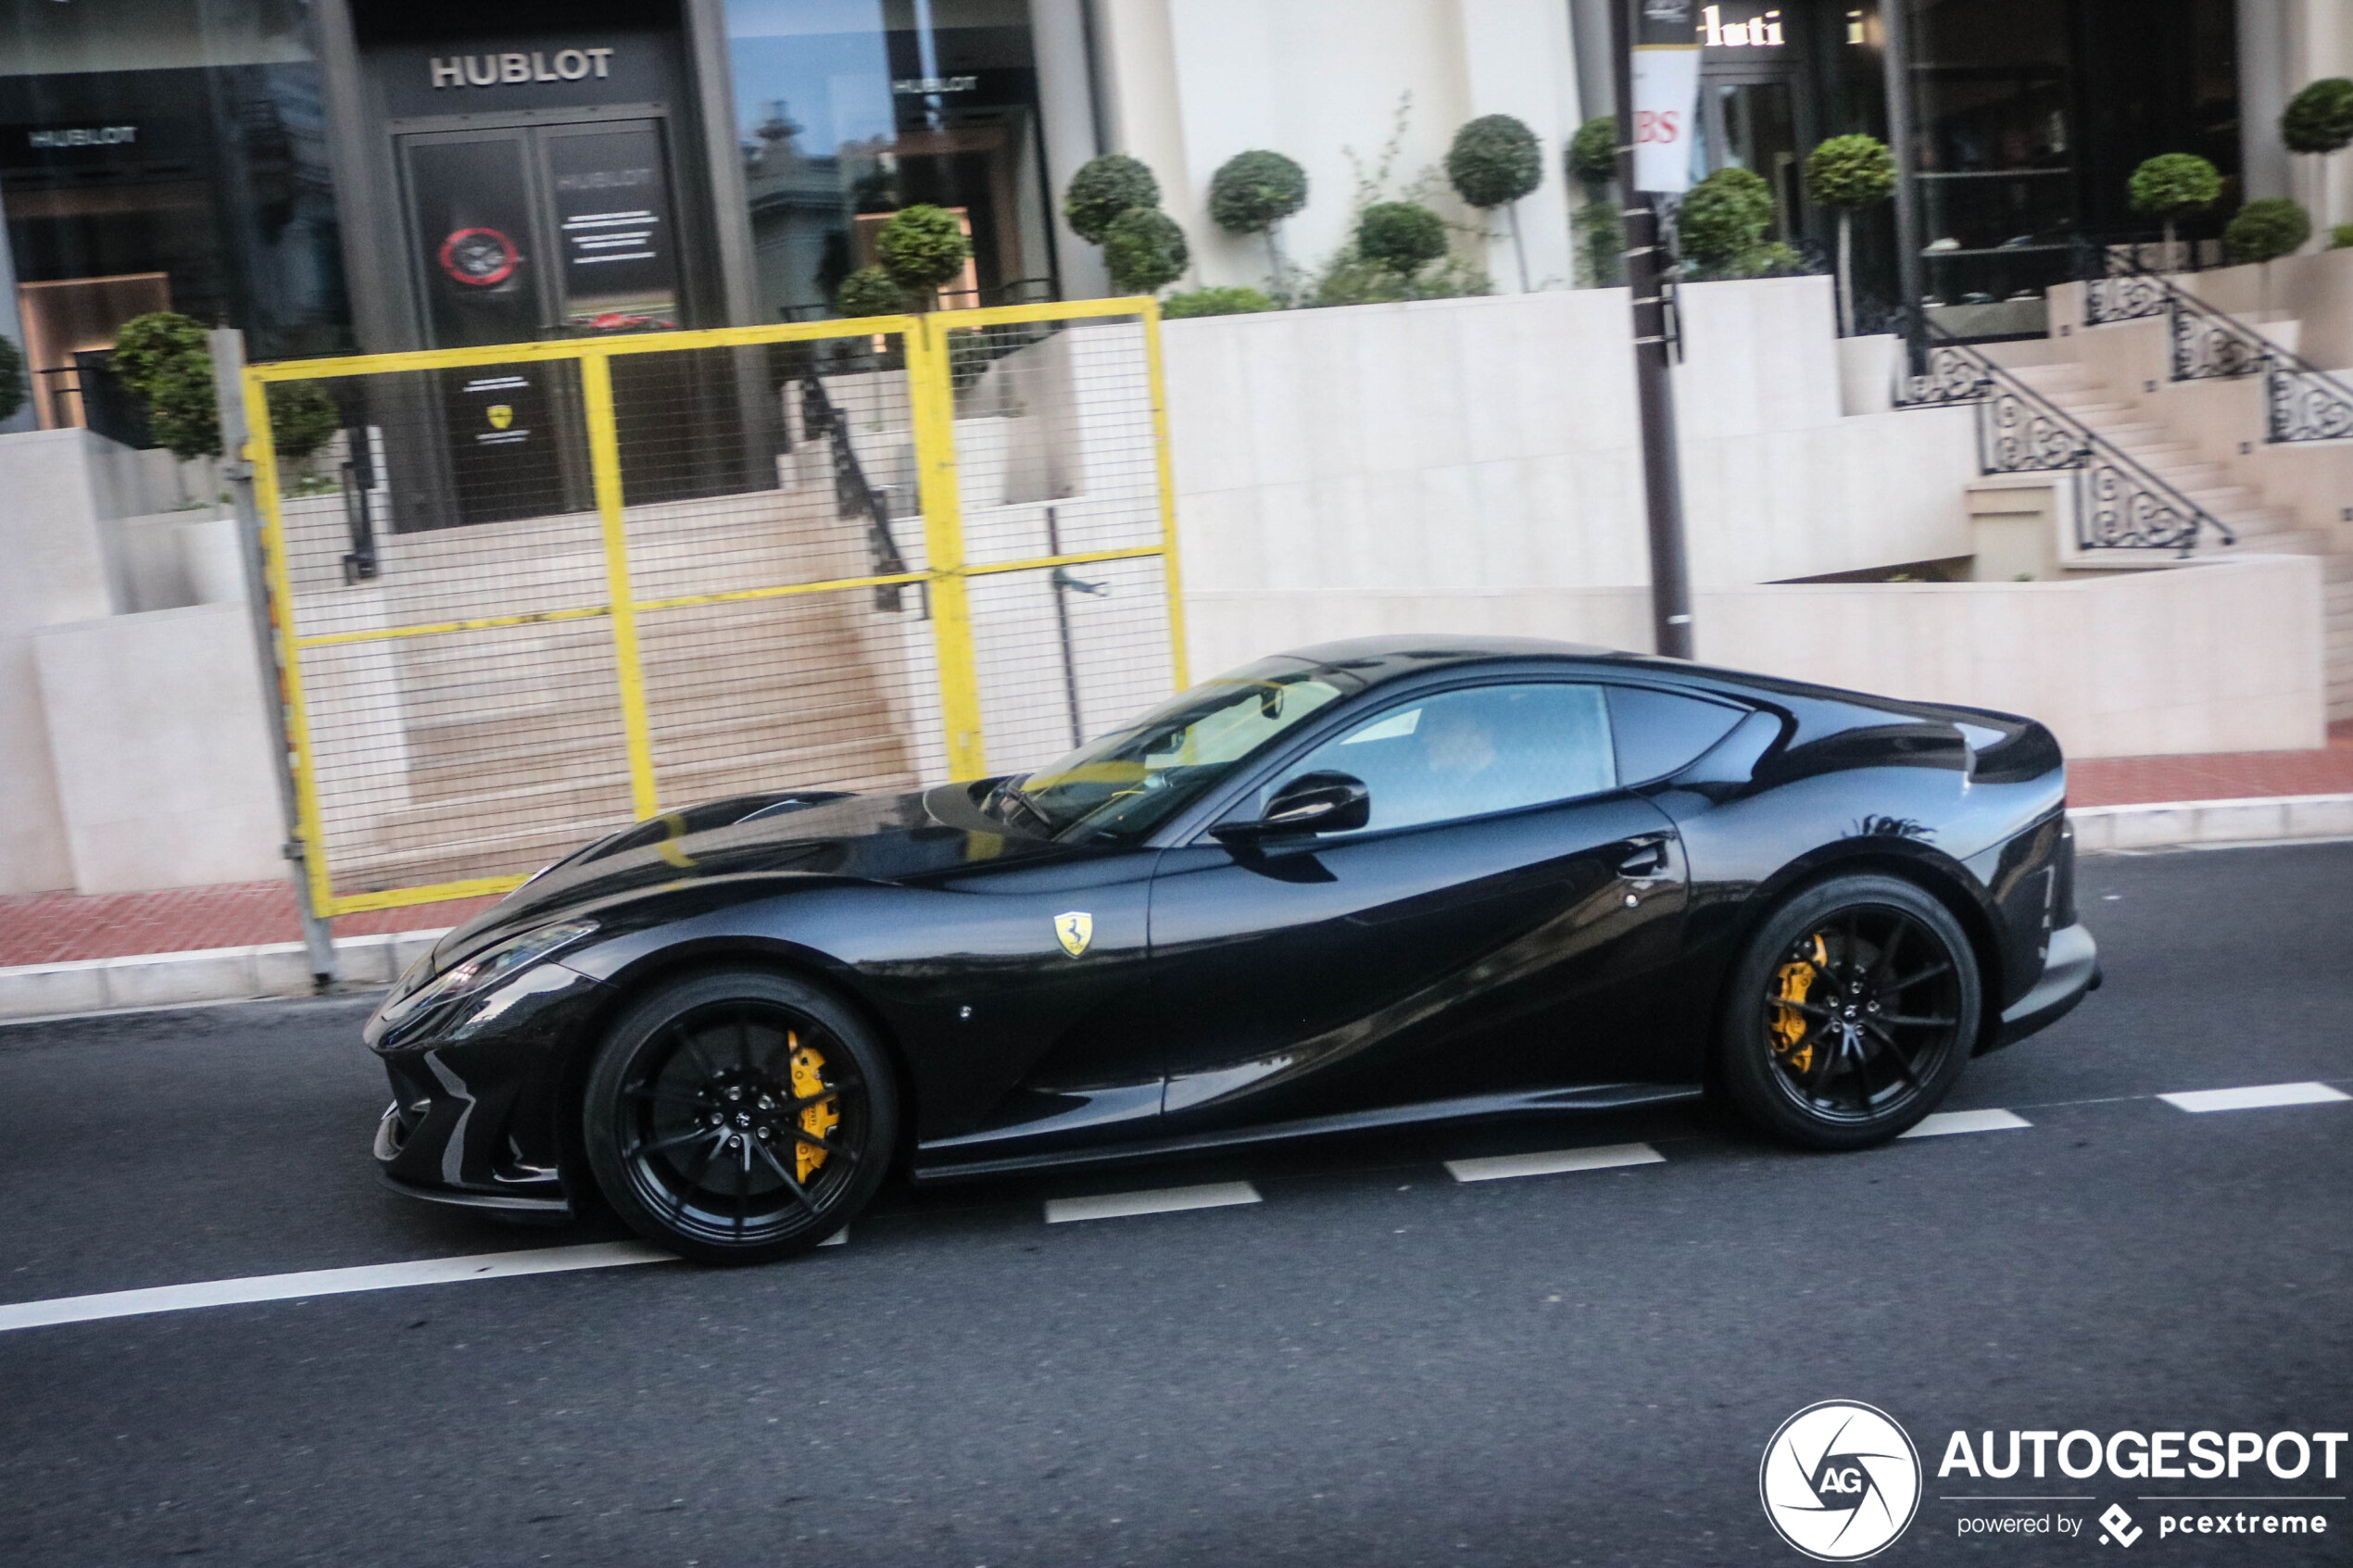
[2224,198,2312,265]
[2127,153,2222,269]
[1207,150,1308,300]
[1445,115,1543,291]
[1806,134,1895,336]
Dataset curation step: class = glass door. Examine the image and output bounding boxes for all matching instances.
[1704,77,1803,244]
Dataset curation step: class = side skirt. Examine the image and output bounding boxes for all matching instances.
[908,1081,1703,1184]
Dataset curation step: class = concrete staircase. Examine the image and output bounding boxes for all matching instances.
[1989,308,2353,724]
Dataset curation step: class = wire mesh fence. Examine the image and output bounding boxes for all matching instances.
[242,302,1186,916]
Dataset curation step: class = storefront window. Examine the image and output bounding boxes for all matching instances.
[724,0,1053,321]
[0,0,352,433]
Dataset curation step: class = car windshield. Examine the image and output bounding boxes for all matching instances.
[981,659,1357,842]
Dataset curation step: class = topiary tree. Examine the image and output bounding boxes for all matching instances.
[2224,197,2312,264]
[2128,153,2223,267]
[1357,200,1448,276]
[263,383,340,468]
[1445,114,1543,291]
[1208,150,1309,299]
[1163,285,1278,319]
[2283,79,2353,232]
[874,204,970,310]
[835,265,907,319]
[1063,154,1161,244]
[112,311,220,459]
[1806,134,1894,336]
[1101,207,1189,294]
[0,332,25,424]
[1567,116,1622,289]
[1677,166,1777,278]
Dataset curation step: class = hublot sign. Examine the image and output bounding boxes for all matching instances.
[432,48,618,88]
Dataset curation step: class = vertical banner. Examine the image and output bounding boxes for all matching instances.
[1631,0,1701,194]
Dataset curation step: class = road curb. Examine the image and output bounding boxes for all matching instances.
[0,929,446,1024]
[2068,792,2353,853]
[4,792,2351,1022]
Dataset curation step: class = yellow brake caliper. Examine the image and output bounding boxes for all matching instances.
[787,1035,840,1183]
[1770,935,1827,1075]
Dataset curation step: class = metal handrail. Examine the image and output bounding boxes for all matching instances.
[1893,308,2233,557]
[797,369,913,610]
[2079,249,2353,444]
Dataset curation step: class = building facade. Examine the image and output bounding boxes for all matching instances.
[0,0,2340,437]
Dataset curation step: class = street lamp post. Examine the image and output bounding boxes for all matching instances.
[1608,0,1697,660]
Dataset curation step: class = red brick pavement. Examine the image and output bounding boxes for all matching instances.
[3,721,2347,969]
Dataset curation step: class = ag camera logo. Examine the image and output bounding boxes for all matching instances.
[1761,1400,1923,1561]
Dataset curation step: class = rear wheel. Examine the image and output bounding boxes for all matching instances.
[583,969,898,1264]
[1718,874,1980,1149]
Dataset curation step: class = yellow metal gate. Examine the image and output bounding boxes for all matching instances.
[242,301,1187,917]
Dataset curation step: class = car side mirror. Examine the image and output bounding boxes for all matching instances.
[1212,771,1371,842]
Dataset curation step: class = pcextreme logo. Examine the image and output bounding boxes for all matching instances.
[1761,1400,1923,1561]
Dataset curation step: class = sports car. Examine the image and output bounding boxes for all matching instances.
[366,635,2099,1262]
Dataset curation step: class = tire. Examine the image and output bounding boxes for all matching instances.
[1717,873,1981,1150]
[583,968,899,1264]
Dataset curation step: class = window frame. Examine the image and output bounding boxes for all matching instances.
[1160,669,1742,849]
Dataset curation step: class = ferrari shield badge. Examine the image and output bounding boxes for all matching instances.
[1053,910,1093,958]
[485,404,514,431]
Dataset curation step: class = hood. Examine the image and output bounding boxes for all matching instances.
[429,781,1050,969]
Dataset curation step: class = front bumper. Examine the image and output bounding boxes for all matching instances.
[370,960,613,1213]
[1983,921,2100,1052]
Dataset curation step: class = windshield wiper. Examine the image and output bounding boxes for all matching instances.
[983,775,1056,835]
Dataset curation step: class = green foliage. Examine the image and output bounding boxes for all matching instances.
[1573,195,1623,287]
[0,332,24,424]
[834,265,907,319]
[1444,114,1542,210]
[1063,154,1161,243]
[1207,150,1308,233]
[2128,153,2222,218]
[1677,167,1776,271]
[2281,78,2353,156]
[112,311,220,459]
[1805,134,1895,210]
[2332,222,2353,250]
[1101,207,1189,294]
[265,383,340,464]
[1567,116,1618,187]
[2223,197,2312,263]
[874,204,969,301]
[1310,254,1491,307]
[1162,286,1278,319]
[1357,201,1448,274]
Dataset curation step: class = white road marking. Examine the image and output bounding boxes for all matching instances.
[818,1226,849,1247]
[1043,1181,1262,1223]
[1444,1142,1665,1183]
[0,1240,677,1335]
[1899,1108,2032,1138]
[2158,1081,2351,1113]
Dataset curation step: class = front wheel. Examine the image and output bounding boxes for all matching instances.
[1717,874,1981,1149]
[583,969,899,1264]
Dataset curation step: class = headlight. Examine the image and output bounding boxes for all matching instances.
[376,920,598,1029]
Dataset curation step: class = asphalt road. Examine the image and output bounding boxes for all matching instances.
[1,842,2348,1567]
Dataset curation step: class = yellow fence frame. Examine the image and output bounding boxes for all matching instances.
[243,299,1189,917]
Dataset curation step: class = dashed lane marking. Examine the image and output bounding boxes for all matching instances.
[1444,1142,1666,1183]
[0,1240,677,1335]
[1899,1108,2032,1138]
[2158,1081,2351,1113]
[1043,1181,1263,1223]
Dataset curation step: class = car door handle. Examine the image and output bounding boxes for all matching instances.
[1617,840,1670,878]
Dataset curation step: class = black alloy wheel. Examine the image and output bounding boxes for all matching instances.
[584,970,898,1264]
[1718,873,1981,1149]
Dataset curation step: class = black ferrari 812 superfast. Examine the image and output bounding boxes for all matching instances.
[367,636,2098,1261]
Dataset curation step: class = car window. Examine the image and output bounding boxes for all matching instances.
[1005,660,1353,841]
[1275,683,1617,834]
[1606,685,1747,784]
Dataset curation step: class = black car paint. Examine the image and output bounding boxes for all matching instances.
[367,636,2095,1211]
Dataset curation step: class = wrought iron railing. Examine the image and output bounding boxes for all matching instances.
[1892,311,2233,557]
[797,369,914,610]
[2077,248,2353,445]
